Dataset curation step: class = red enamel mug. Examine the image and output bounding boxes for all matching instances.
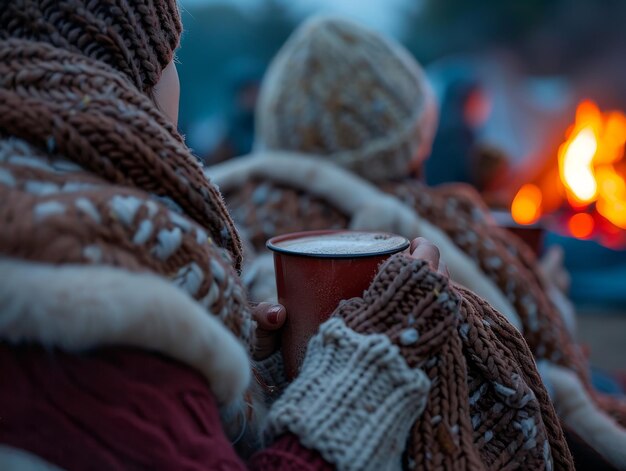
[267,230,410,379]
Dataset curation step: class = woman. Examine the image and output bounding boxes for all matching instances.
[0,2,462,470]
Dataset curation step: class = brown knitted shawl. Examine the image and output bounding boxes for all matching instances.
[388,182,581,366]
[0,39,252,346]
[225,178,574,469]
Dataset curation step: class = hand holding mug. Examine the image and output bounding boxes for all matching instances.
[408,237,450,277]
[251,302,286,361]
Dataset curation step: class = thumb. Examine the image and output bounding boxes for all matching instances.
[253,302,287,332]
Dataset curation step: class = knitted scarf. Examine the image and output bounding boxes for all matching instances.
[0,38,252,347]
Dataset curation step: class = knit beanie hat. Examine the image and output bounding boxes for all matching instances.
[0,0,182,93]
[255,16,438,182]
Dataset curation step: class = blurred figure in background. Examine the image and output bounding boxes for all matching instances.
[425,78,488,186]
[203,59,263,164]
[423,74,511,201]
[210,16,626,469]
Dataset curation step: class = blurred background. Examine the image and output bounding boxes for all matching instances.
[177,0,626,368]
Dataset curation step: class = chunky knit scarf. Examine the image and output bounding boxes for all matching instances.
[0,38,252,347]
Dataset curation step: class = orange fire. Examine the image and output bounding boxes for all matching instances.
[511,100,626,239]
[511,183,542,225]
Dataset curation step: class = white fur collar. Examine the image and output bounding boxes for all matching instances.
[0,258,250,405]
[207,153,522,331]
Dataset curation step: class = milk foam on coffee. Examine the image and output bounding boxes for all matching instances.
[275,232,408,256]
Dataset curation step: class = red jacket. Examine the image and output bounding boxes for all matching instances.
[0,344,332,470]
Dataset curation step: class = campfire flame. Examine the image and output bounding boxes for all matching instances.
[511,183,542,225]
[560,126,597,204]
[511,100,626,244]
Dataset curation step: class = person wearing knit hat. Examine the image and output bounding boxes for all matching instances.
[0,3,483,470]
[255,15,438,183]
[211,15,626,469]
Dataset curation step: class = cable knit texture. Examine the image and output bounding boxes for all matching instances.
[0,134,252,345]
[339,256,459,369]
[0,29,251,342]
[0,39,243,270]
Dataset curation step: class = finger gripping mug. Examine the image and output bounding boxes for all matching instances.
[267,230,409,379]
